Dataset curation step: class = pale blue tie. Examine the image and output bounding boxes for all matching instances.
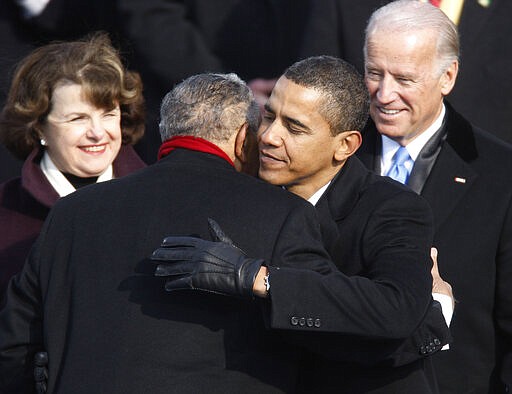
[386,146,411,184]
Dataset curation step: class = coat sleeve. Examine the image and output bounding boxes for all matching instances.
[497,196,512,390]
[267,202,336,276]
[0,221,47,393]
[267,189,442,365]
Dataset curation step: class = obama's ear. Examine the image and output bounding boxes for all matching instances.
[333,130,362,162]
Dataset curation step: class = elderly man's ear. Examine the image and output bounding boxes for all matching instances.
[333,130,362,163]
[234,123,260,176]
[440,60,459,96]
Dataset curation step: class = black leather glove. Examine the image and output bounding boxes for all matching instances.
[34,351,48,394]
[152,218,265,298]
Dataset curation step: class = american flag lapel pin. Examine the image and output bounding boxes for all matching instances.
[454,177,466,184]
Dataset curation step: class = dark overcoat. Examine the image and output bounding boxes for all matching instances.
[268,157,446,393]
[0,149,331,393]
[357,104,512,393]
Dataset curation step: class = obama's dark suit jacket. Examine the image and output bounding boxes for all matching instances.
[357,103,512,393]
[268,156,446,393]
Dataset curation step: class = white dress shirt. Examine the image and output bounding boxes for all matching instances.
[380,104,446,177]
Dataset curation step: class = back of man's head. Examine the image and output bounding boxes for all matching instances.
[159,73,260,143]
[283,56,369,136]
[364,0,459,76]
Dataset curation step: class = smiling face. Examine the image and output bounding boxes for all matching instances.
[257,77,345,200]
[365,29,457,144]
[41,82,122,177]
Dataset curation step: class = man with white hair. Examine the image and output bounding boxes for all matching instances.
[357,1,512,392]
[298,0,512,145]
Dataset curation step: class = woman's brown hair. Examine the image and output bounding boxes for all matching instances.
[0,32,145,160]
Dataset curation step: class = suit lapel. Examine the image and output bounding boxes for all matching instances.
[358,122,382,174]
[408,121,447,194]
[421,143,477,230]
[318,157,369,222]
[420,104,479,230]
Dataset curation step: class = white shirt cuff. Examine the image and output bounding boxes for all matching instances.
[432,292,453,350]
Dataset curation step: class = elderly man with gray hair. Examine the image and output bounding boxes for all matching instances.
[357,1,512,392]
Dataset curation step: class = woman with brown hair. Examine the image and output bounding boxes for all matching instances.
[0,33,146,300]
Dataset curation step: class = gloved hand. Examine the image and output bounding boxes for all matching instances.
[152,218,265,298]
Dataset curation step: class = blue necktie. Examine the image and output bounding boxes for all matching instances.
[386,146,411,184]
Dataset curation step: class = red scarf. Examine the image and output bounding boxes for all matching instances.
[157,135,234,166]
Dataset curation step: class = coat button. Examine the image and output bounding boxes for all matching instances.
[299,317,306,326]
[420,346,427,355]
[314,319,321,328]
[291,316,298,326]
[306,318,314,327]
[434,338,441,346]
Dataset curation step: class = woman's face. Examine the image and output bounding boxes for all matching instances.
[41,82,122,177]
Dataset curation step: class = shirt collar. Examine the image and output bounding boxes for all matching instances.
[40,151,113,197]
[307,181,332,206]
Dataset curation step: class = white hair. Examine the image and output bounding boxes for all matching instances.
[364,0,459,76]
[159,73,260,142]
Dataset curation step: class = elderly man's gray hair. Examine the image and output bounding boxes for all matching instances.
[159,73,260,142]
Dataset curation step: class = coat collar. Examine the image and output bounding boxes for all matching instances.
[314,157,373,251]
[420,103,478,228]
[155,147,237,171]
[316,156,371,222]
[443,102,478,161]
[21,149,60,208]
[21,145,146,209]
